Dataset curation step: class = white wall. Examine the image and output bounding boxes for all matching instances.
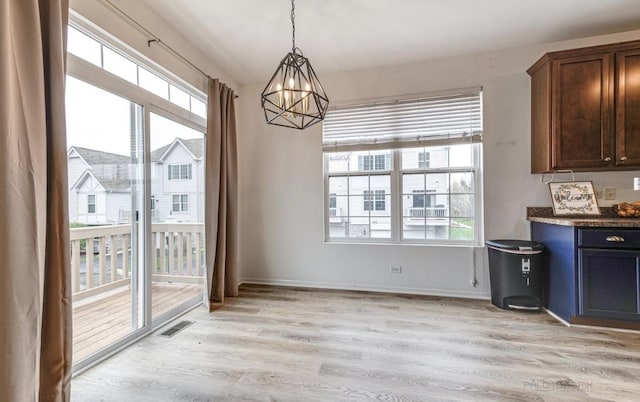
[237,29,640,299]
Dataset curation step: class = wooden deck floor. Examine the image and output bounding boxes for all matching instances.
[73,282,202,362]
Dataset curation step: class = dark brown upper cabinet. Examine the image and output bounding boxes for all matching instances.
[617,49,640,167]
[528,40,640,173]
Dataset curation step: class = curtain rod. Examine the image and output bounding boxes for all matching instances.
[101,0,238,97]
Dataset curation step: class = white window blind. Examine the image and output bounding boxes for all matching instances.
[322,88,482,152]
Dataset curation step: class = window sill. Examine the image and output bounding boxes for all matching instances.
[324,239,483,248]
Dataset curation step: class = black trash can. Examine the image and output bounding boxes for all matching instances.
[485,240,544,311]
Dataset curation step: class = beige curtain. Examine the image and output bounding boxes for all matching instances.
[205,78,239,310]
[0,1,72,401]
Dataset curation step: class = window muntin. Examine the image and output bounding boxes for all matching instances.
[87,194,96,214]
[172,194,189,213]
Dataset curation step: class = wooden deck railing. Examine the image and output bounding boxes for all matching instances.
[70,223,205,300]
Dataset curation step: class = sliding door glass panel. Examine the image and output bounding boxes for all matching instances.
[66,76,145,363]
[149,112,205,321]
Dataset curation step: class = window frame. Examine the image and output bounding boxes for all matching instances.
[418,151,430,169]
[66,22,207,119]
[87,194,96,214]
[323,145,483,246]
[172,193,189,213]
[167,163,192,181]
[66,12,208,375]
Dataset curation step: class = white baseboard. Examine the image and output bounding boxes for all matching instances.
[543,307,570,327]
[239,277,490,300]
[544,308,640,334]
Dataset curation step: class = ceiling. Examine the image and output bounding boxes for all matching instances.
[142,0,640,85]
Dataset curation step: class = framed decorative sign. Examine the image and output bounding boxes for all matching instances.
[548,181,600,215]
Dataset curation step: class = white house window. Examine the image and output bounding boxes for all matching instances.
[358,154,390,171]
[87,194,96,214]
[172,194,189,213]
[329,193,337,209]
[364,190,386,211]
[168,163,192,180]
[322,88,483,244]
[418,152,430,168]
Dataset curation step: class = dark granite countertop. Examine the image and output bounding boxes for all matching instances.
[527,207,640,228]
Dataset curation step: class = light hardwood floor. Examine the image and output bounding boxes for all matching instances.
[72,284,640,401]
[73,282,202,362]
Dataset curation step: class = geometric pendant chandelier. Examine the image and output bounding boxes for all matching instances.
[260,0,329,129]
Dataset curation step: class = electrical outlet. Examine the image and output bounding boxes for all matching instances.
[389,266,402,274]
[604,187,616,200]
[595,189,603,199]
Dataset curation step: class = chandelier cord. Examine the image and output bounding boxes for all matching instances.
[291,0,296,50]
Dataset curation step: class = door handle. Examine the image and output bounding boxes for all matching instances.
[606,235,625,242]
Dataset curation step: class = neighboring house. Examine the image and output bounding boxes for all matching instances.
[67,138,204,226]
[150,138,205,223]
[327,147,453,239]
[68,146,131,225]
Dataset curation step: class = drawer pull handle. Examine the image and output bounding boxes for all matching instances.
[606,235,625,242]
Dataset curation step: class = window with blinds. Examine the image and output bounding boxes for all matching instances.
[322,88,483,245]
[322,89,482,152]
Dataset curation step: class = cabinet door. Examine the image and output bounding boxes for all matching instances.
[579,249,640,321]
[551,54,614,169]
[616,49,640,167]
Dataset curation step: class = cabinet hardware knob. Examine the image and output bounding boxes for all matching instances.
[620,156,628,161]
[604,157,612,162]
[606,235,625,242]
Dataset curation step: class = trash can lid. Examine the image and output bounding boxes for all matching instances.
[485,239,544,252]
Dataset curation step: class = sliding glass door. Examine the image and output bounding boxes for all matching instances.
[66,76,146,364]
[149,112,205,322]
[65,19,208,371]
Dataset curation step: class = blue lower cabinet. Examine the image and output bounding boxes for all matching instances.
[531,222,578,322]
[531,222,640,325]
[579,249,640,321]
